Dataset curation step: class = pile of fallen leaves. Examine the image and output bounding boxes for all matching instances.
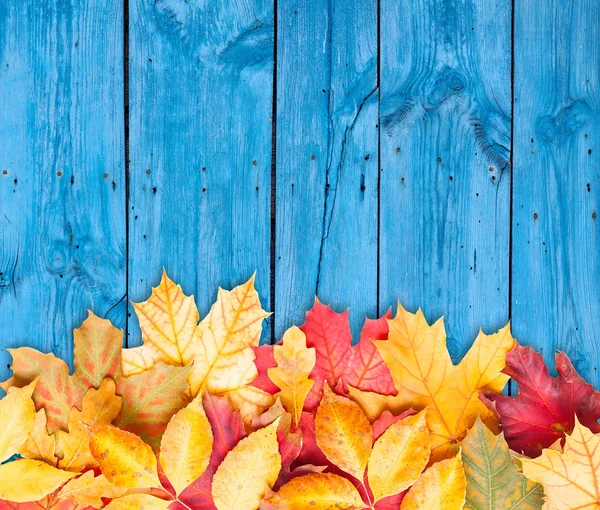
[1,273,599,509]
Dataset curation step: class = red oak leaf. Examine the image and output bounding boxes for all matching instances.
[483,344,600,457]
[248,345,279,394]
[300,301,396,411]
[177,392,246,509]
[372,409,415,441]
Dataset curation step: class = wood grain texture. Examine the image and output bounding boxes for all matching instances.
[378,0,512,362]
[0,1,126,381]
[512,0,600,385]
[276,0,379,340]
[127,0,273,344]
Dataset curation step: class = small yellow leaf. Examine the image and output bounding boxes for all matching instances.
[189,276,270,396]
[227,385,275,426]
[123,271,200,376]
[56,377,122,472]
[57,471,127,508]
[262,472,364,509]
[368,409,431,502]
[315,383,372,480]
[521,418,600,510]
[267,326,316,427]
[401,454,467,510]
[103,494,171,510]
[88,424,161,489]
[212,419,281,510]
[18,408,57,465]
[0,459,75,503]
[0,379,37,462]
[160,395,213,495]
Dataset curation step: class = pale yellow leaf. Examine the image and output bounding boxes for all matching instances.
[315,383,372,480]
[160,395,213,495]
[103,494,171,510]
[0,379,37,462]
[521,418,600,510]
[0,459,75,503]
[88,424,160,489]
[212,419,281,510]
[227,385,275,427]
[123,271,200,376]
[267,326,316,427]
[401,454,467,510]
[56,377,122,472]
[368,409,431,502]
[262,472,364,509]
[57,471,127,508]
[18,408,57,464]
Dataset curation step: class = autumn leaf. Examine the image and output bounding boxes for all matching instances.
[103,494,170,510]
[0,379,37,462]
[315,383,372,480]
[461,418,543,509]
[368,410,430,502]
[482,344,600,457]
[56,471,127,508]
[0,459,75,503]
[300,301,396,410]
[56,378,122,472]
[401,454,466,510]
[262,472,364,510]
[160,395,213,495]
[248,345,279,395]
[226,385,275,426]
[266,326,315,426]
[211,420,281,510]
[88,424,161,489]
[19,408,57,465]
[350,304,514,460]
[521,418,600,510]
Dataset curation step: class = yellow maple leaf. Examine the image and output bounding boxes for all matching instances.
[368,410,431,502]
[521,418,600,509]
[0,459,75,503]
[267,326,316,427]
[88,424,161,489]
[262,472,364,510]
[349,304,514,460]
[56,471,127,508]
[0,379,37,462]
[401,453,467,510]
[19,408,56,465]
[56,377,122,472]
[160,395,213,495]
[211,419,281,510]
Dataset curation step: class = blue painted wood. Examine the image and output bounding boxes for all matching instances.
[0,1,126,381]
[378,0,512,362]
[512,0,600,385]
[275,0,379,341]
[127,0,274,344]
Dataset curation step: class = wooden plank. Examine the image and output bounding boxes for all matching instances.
[128,0,273,344]
[0,1,126,381]
[512,0,600,385]
[378,0,512,361]
[276,0,379,340]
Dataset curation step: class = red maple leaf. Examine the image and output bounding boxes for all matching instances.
[483,344,600,457]
[300,301,396,411]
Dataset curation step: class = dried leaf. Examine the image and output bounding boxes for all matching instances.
[160,395,213,495]
[56,378,122,472]
[262,473,364,510]
[19,409,57,465]
[267,326,315,426]
[368,410,430,502]
[521,419,600,510]
[401,454,466,510]
[0,459,75,503]
[103,494,170,510]
[461,418,543,510]
[211,420,281,510]
[483,344,600,457]
[56,471,127,509]
[88,424,160,489]
[315,384,372,480]
[0,379,37,462]
[226,385,275,427]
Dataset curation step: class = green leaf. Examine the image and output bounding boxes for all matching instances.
[462,418,544,510]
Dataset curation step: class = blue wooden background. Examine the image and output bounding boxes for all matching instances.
[1,0,599,389]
